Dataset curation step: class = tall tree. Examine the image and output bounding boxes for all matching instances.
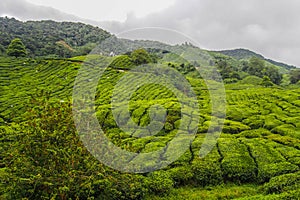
[248,56,265,76]
[243,57,282,84]
[0,44,5,54]
[131,48,152,65]
[260,76,274,87]
[290,68,300,84]
[6,38,27,57]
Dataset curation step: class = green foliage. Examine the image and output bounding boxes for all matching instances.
[109,55,134,69]
[216,59,241,80]
[217,49,264,60]
[239,76,263,85]
[0,17,110,57]
[224,78,239,84]
[263,115,284,130]
[244,139,299,183]
[145,171,174,195]
[238,129,271,139]
[168,166,194,186]
[0,44,5,54]
[263,171,300,194]
[271,124,300,138]
[222,120,251,134]
[191,148,223,187]
[146,184,260,200]
[0,35,300,199]
[131,48,153,65]
[236,190,300,200]
[167,62,197,76]
[244,57,266,77]
[242,57,282,84]
[218,138,257,183]
[258,162,299,183]
[0,99,148,199]
[289,68,300,84]
[260,76,274,87]
[6,38,27,57]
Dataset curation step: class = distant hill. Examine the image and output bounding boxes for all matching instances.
[216,48,296,70]
[0,17,111,57]
[217,49,264,60]
[0,17,297,73]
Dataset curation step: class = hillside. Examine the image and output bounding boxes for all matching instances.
[0,18,300,199]
[0,17,295,83]
[1,52,300,199]
[0,17,111,57]
[216,48,296,70]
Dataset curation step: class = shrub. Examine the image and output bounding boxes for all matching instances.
[239,76,262,85]
[263,171,300,194]
[238,129,271,139]
[130,49,152,65]
[191,148,223,187]
[260,76,274,87]
[243,116,265,129]
[271,124,299,138]
[145,171,174,195]
[258,162,299,183]
[222,120,251,134]
[6,38,27,57]
[266,134,300,149]
[244,139,299,183]
[1,99,148,200]
[218,138,257,183]
[226,107,247,122]
[109,55,134,70]
[263,115,283,130]
[168,166,194,186]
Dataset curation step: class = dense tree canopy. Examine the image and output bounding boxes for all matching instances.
[290,68,300,84]
[131,48,153,65]
[0,44,5,54]
[260,76,274,87]
[242,57,282,84]
[0,17,110,58]
[6,38,27,57]
[216,60,240,80]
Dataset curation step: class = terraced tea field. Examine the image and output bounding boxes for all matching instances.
[0,57,79,123]
[0,56,299,199]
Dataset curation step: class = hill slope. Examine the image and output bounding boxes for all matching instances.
[0,17,111,57]
[0,18,300,200]
[0,54,300,199]
[216,48,296,70]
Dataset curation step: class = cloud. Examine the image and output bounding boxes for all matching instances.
[102,0,300,66]
[0,0,81,21]
[1,0,300,66]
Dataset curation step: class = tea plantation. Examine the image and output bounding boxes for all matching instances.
[0,54,299,199]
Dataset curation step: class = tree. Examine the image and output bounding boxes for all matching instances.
[248,57,265,76]
[216,60,240,80]
[260,76,274,87]
[264,66,282,85]
[0,44,5,54]
[6,38,27,57]
[2,95,147,199]
[290,68,300,84]
[243,57,282,84]
[130,48,152,65]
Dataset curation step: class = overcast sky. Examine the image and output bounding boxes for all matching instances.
[1,0,300,66]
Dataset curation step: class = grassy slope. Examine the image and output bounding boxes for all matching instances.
[0,56,300,199]
[0,57,80,123]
